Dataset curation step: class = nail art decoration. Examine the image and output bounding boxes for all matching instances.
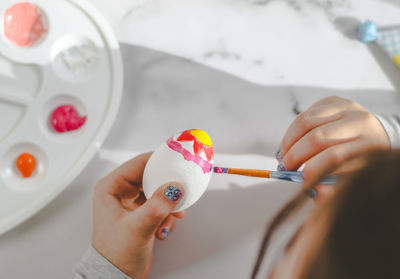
[164,186,182,202]
[161,227,169,239]
[306,188,318,199]
[275,148,283,161]
[277,161,286,171]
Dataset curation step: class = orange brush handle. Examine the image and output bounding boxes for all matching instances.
[227,168,271,178]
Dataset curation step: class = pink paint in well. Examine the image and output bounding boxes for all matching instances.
[3,2,47,47]
[50,105,87,133]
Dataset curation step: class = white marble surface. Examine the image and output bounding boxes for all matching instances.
[1,0,400,278]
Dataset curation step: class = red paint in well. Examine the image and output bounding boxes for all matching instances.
[50,105,86,133]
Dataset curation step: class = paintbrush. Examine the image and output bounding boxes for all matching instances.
[213,167,337,185]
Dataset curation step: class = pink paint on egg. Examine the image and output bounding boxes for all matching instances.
[166,137,212,174]
[51,105,86,133]
[3,2,47,47]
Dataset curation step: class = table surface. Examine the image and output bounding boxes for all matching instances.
[1,0,400,278]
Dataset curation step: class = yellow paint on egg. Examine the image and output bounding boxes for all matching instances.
[189,129,212,147]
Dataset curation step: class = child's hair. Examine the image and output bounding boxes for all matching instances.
[251,150,400,279]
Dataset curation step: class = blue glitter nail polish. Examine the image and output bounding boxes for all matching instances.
[161,227,169,239]
[275,148,283,161]
[306,188,318,199]
[277,161,286,171]
[164,186,182,202]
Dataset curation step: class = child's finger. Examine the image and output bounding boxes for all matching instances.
[280,105,343,156]
[110,153,152,184]
[302,141,368,183]
[156,215,176,240]
[307,96,339,108]
[282,119,356,171]
[94,153,152,212]
[99,153,152,196]
[280,96,359,156]
[111,179,140,200]
[313,185,336,205]
[172,211,186,219]
[131,183,184,238]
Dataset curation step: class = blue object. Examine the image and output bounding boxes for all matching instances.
[161,227,169,239]
[357,20,378,43]
[164,185,182,202]
[277,161,286,171]
[306,188,318,199]
[270,171,338,185]
[275,148,283,161]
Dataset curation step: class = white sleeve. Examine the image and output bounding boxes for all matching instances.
[375,114,400,149]
[73,246,131,279]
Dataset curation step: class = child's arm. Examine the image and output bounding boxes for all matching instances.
[73,246,130,279]
[375,114,400,149]
[73,153,185,279]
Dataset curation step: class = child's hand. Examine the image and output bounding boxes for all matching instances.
[277,96,390,200]
[92,153,185,279]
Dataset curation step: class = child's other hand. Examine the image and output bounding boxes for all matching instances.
[92,153,185,279]
[277,96,390,199]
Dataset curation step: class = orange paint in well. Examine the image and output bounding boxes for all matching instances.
[16,153,36,178]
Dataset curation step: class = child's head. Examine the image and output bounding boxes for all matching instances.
[253,150,400,279]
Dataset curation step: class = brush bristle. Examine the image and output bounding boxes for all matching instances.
[214,167,228,173]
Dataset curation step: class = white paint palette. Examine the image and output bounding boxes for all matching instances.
[0,0,122,234]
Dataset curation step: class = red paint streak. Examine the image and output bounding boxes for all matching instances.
[213,167,227,174]
[177,130,214,161]
[167,138,212,173]
[51,105,86,133]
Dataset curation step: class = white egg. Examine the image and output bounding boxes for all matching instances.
[143,129,214,212]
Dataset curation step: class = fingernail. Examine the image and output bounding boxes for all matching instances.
[277,161,286,171]
[306,188,318,199]
[161,227,169,239]
[275,148,283,161]
[164,185,183,202]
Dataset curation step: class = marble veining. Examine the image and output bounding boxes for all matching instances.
[109,0,400,95]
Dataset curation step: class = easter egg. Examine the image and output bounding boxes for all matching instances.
[143,129,214,212]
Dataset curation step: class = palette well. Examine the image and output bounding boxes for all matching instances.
[0,0,122,234]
